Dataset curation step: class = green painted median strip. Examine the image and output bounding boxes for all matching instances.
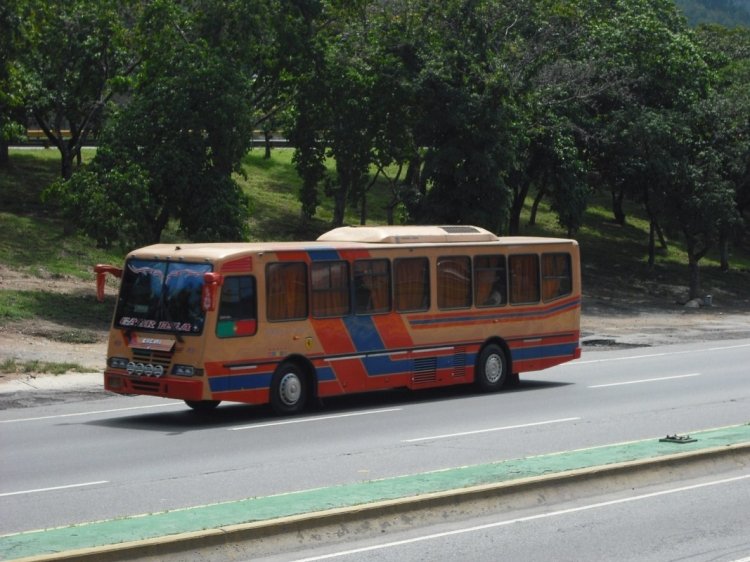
[2,423,749,560]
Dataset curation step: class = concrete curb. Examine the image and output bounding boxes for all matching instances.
[6,430,750,562]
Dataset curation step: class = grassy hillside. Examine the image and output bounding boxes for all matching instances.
[1,146,749,343]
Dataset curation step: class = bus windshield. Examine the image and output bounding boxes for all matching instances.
[114,259,212,334]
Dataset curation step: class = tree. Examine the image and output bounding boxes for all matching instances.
[290,0,425,227]
[694,24,750,269]
[47,0,317,246]
[18,0,139,178]
[0,0,24,168]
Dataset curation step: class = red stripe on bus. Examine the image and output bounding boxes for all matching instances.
[221,256,253,273]
[372,314,414,348]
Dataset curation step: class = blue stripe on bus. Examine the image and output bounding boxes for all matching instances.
[316,366,337,381]
[362,354,413,376]
[511,342,579,362]
[343,315,386,352]
[306,248,341,261]
[209,374,272,392]
[209,366,337,393]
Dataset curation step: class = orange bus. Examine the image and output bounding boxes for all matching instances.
[95,225,581,414]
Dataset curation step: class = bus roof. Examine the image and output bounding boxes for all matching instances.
[317,225,499,244]
[126,227,577,262]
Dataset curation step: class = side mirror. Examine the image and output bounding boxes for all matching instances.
[202,272,224,312]
[94,264,123,302]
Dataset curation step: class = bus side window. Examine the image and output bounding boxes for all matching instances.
[216,276,257,337]
[474,255,506,307]
[509,254,540,304]
[267,262,308,321]
[354,259,391,314]
[542,253,572,301]
[394,257,430,312]
[311,261,350,317]
[437,256,471,309]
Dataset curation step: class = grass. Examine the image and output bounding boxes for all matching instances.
[0,289,113,335]
[0,358,90,376]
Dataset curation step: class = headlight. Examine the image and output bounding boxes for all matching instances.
[125,362,166,377]
[108,357,129,370]
[172,364,195,377]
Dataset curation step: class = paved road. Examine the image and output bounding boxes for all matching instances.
[1,339,749,536]
[262,466,750,562]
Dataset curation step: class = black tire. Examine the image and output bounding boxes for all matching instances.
[184,399,221,412]
[270,362,308,415]
[475,344,508,391]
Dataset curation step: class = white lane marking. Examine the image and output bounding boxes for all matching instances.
[402,417,581,443]
[293,473,750,561]
[589,372,701,388]
[228,408,402,431]
[572,343,750,365]
[0,402,182,424]
[0,481,109,498]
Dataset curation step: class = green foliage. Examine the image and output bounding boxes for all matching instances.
[43,161,156,250]
[6,0,750,296]
[17,0,139,178]
[0,0,24,166]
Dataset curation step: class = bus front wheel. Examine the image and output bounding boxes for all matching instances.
[185,400,221,412]
[271,362,308,415]
[476,344,508,391]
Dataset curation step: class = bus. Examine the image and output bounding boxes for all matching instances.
[94,225,581,414]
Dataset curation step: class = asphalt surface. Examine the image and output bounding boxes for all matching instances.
[1,425,748,561]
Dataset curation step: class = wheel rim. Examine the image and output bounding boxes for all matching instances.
[484,353,503,384]
[278,372,302,406]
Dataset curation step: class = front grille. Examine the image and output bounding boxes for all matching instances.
[130,379,162,393]
[131,349,172,370]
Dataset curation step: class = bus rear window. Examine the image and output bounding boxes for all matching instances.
[509,254,540,304]
[542,253,572,301]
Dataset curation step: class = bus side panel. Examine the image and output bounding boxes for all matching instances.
[507,330,581,373]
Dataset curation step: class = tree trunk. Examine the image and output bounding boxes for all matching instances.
[332,187,346,226]
[0,139,9,169]
[508,180,530,235]
[688,253,701,301]
[263,130,272,159]
[153,207,171,243]
[655,221,668,249]
[60,148,74,180]
[529,185,546,226]
[648,220,656,267]
[611,188,626,226]
[719,230,729,272]
[359,191,367,225]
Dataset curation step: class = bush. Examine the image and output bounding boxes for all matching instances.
[44,161,157,250]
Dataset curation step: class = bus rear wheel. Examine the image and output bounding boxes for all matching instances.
[475,344,508,391]
[185,400,221,412]
[271,362,308,415]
